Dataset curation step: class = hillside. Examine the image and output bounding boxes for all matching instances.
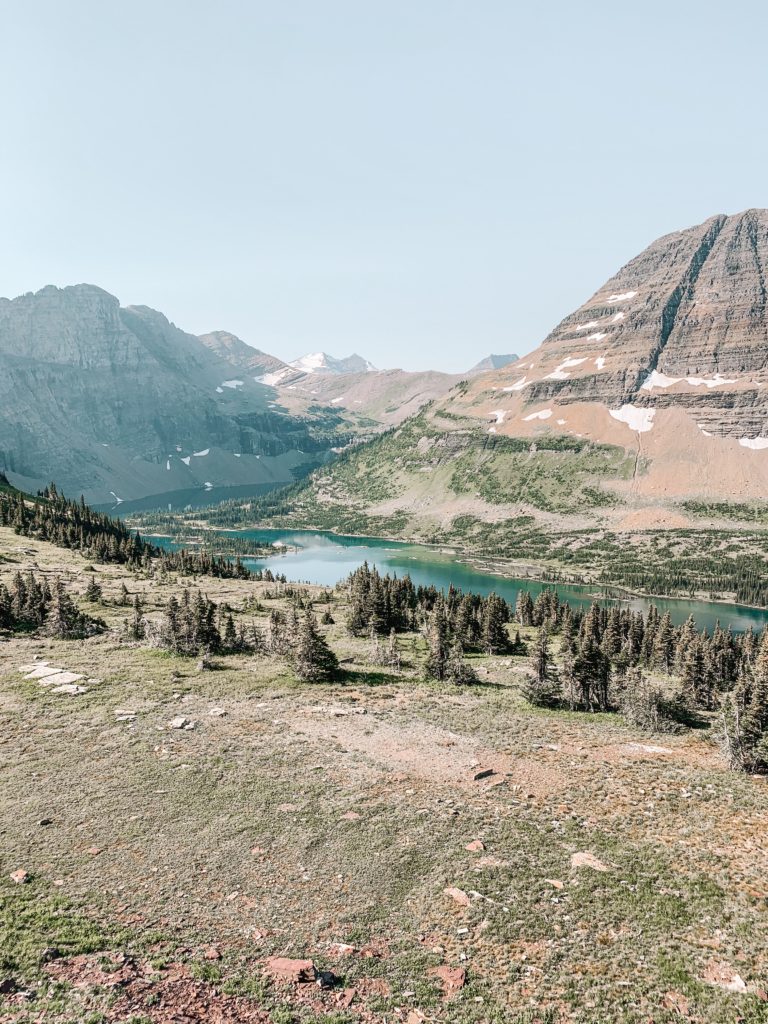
[2,509,768,1023]
[260,211,768,552]
[0,286,350,506]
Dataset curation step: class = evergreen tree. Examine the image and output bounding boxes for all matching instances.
[293,611,339,682]
[523,626,560,707]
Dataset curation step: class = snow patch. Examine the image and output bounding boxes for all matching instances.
[609,404,655,432]
[502,376,530,392]
[221,379,244,389]
[489,409,507,424]
[192,449,210,457]
[612,311,625,322]
[488,426,497,433]
[109,491,124,504]
[686,373,736,388]
[545,356,587,381]
[166,460,171,471]
[595,356,606,370]
[556,418,566,425]
[575,320,601,332]
[257,369,292,387]
[642,370,737,391]
[738,436,768,450]
[181,456,191,466]
[216,387,224,393]
[233,453,241,457]
[524,409,553,422]
[587,332,607,342]
[606,290,637,303]
[330,396,346,404]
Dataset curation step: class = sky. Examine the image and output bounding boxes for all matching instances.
[1,1,766,373]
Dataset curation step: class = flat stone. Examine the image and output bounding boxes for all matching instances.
[265,957,316,983]
[444,886,471,907]
[571,851,610,872]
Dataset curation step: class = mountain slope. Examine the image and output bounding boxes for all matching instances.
[0,285,346,505]
[198,330,290,378]
[275,210,768,540]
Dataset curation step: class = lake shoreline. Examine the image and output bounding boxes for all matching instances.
[142,521,768,625]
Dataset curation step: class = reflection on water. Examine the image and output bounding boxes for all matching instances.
[152,527,768,634]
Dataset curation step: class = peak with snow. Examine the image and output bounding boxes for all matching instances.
[289,352,377,375]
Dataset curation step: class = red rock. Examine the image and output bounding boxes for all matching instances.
[264,957,316,983]
[86,847,102,856]
[443,886,471,907]
[340,811,361,821]
[338,987,356,1007]
[10,869,29,884]
[406,1010,427,1023]
[465,840,484,852]
[203,947,221,961]
[545,878,564,890]
[428,965,466,995]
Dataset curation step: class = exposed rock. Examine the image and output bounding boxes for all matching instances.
[264,956,316,983]
[464,839,485,852]
[443,886,471,907]
[428,965,466,995]
[9,869,29,884]
[570,851,610,872]
[168,716,193,730]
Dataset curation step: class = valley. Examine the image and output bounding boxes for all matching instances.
[2,504,768,1024]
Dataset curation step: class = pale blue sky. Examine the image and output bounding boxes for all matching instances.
[1,1,766,372]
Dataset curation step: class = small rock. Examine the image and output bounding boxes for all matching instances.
[0,978,19,995]
[340,811,361,821]
[571,851,609,872]
[86,847,102,856]
[465,840,484,852]
[265,957,316,983]
[545,878,564,890]
[338,987,356,1008]
[316,969,337,989]
[406,1011,427,1024]
[38,818,53,827]
[208,707,227,717]
[39,947,61,964]
[444,886,471,907]
[168,716,192,730]
[10,869,29,884]
[204,947,221,960]
[329,942,357,955]
[473,768,496,781]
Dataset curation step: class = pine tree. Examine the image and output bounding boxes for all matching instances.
[481,593,508,654]
[293,611,339,682]
[84,576,103,603]
[446,635,478,685]
[426,601,451,680]
[523,626,560,707]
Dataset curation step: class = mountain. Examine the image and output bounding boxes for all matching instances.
[198,330,289,378]
[0,285,347,505]
[201,332,461,428]
[289,352,376,375]
[468,353,519,374]
[276,210,768,540]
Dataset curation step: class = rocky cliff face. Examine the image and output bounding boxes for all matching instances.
[514,210,768,437]
[198,330,289,378]
[0,285,345,504]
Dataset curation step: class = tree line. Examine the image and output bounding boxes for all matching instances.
[0,571,105,639]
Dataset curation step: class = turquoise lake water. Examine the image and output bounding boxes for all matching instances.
[151,527,768,634]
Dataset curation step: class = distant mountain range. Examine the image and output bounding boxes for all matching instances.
[0,286,502,506]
